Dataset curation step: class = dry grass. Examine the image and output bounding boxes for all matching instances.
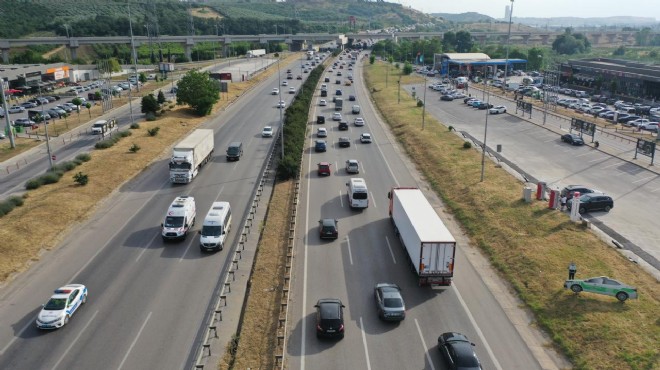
[0,53,302,284]
[365,62,659,370]
[219,180,294,370]
[191,7,223,20]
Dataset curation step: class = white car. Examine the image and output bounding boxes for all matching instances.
[36,284,88,329]
[332,112,342,121]
[289,87,296,94]
[354,117,365,126]
[262,126,274,137]
[277,101,286,109]
[489,105,507,114]
[345,159,360,174]
[8,105,25,114]
[360,133,372,143]
[640,122,659,131]
[272,88,279,95]
[319,99,327,106]
[282,81,288,86]
[317,127,328,138]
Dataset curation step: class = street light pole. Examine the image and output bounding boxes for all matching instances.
[422,75,427,130]
[480,89,492,182]
[277,59,284,159]
[38,85,54,170]
[502,0,514,94]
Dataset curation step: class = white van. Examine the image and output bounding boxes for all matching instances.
[199,202,232,251]
[91,119,116,135]
[346,178,369,209]
[161,196,196,241]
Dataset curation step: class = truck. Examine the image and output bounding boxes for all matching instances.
[388,187,456,286]
[246,49,266,58]
[334,97,343,111]
[169,129,214,184]
[91,119,116,136]
[306,50,314,60]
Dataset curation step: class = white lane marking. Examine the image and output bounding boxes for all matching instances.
[0,318,33,355]
[385,236,397,264]
[414,318,437,370]
[346,235,353,265]
[651,187,660,193]
[179,237,196,262]
[369,191,377,209]
[117,311,152,370]
[213,185,226,202]
[339,190,344,208]
[632,175,657,184]
[135,231,161,263]
[52,310,99,370]
[452,284,503,370]
[359,317,372,370]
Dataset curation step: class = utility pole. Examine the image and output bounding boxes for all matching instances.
[38,85,54,170]
[1,79,16,148]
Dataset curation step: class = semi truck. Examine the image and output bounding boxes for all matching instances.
[246,49,266,58]
[334,97,343,111]
[388,187,456,286]
[169,129,214,184]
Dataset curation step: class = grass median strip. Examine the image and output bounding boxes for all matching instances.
[365,62,659,370]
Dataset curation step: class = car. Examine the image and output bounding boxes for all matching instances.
[344,80,352,86]
[261,126,273,137]
[360,133,372,143]
[452,92,467,99]
[489,105,507,114]
[374,283,405,321]
[337,71,342,76]
[14,118,36,127]
[567,193,613,214]
[561,133,584,146]
[345,159,359,174]
[317,161,331,176]
[8,105,25,114]
[317,127,327,138]
[0,132,5,139]
[354,117,365,127]
[314,298,345,339]
[314,140,327,152]
[56,104,73,113]
[318,218,338,239]
[289,87,296,94]
[36,284,88,329]
[324,77,330,83]
[437,332,482,370]
[319,99,327,106]
[21,102,38,109]
[297,75,302,80]
[272,88,279,95]
[348,94,357,101]
[277,100,286,109]
[338,137,351,147]
[317,115,325,124]
[335,89,343,96]
[560,185,601,201]
[286,74,293,80]
[281,81,288,86]
[335,79,341,84]
[440,94,454,101]
[564,276,637,302]
[338,120,349,130]
[332,112,342,121]
[640,122,659,132]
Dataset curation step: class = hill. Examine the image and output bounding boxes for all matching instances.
[431,12,494,23]
[513,16,658,28]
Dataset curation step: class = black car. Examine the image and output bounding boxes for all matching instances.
[317,115,325,124]
[314,140,327,152]
[561,133,584,146]
[338,137,351,147]
[440,94,454,101]
[314,298,345,339]
[567,194,614,214]
[560,185,601,200]
[324,77,330,83]
[338,121,349,130]
[438,332,482,370]
[475,102,493,110]
[349,95,356,101]
[318,218,338,239]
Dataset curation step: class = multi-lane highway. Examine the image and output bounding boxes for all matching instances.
[0,58,306,369]
[285,54,557,369]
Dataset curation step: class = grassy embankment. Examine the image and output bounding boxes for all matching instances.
[364,61,659,370]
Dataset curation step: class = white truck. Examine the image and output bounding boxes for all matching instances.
[246,49,266,58]
[388,187,456,286]
[169,129,214,184]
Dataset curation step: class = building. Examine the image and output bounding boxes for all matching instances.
[433,53,527,78]
[559,58,660,102]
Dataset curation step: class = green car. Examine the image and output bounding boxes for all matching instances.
[564,276,638,302]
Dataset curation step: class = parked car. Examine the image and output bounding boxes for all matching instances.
[8,105,25,114]
[561,133,584,146]
[437,332,482,370]
[564,276,637,302]
[567,193,614,214]
[374,283,406,321]
[560,185,601,200]
[314,298,345,338]
[14,118,36,127]
[475,102,493,110]
[318,219,338,240]
[489,105,507,114]
[440,94,454,101]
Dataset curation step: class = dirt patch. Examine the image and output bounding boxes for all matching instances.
[192,7,223,20]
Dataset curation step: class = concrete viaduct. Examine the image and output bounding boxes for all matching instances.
[0,30,650,64]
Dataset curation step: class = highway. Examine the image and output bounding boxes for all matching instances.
[0,58,304,369]
[285,54,552,369]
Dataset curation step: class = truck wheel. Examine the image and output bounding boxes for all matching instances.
[615,292,628,302]
[570,284,582,293]
[394,226,399,236]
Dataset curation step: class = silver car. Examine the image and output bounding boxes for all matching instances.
[374,283,406,321]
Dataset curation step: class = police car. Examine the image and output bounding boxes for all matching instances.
[36,284,88,329]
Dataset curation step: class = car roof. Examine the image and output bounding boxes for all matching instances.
[317,298,343,318]
[319,161,330,166]
[320,218,336,226]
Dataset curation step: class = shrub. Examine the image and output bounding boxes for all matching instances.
[73,172,89,186]
[119,130,132,138]
[145,112,157,121]
[95,140,114,149]
[8,196,24,207]
[169,104,175,109]
[0,202,15,216]
[76,153,91,162]
[25,178,43,190]
[72,159,83,166]
[417,100,424,107]
[130,122,140,129]
[147,127,160,136]
[448,126,454,131]
[129,143,141,153]
[40,171,63,184]
[463,141,472,149]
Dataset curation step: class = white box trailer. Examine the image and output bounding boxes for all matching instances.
[169,129,214,184]
[247,49,266,58]
[388,187,456,286]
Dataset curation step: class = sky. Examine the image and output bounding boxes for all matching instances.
[399,0,660,20]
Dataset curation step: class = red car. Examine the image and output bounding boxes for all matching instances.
[318,162,331,176]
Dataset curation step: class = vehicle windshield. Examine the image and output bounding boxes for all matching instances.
[169,162,192,170]
[201,225,222,237]
[353,192,368,200]
[44,298,66,310]
[455,352,480,367]
[164,216,184,228]
[383,298,403,308]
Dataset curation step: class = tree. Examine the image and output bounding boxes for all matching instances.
[369,55,375,64]
[403,62,413,75]
[613,46,626,56]
[139,72,147,84]
[454,31,473,53]
[157,90,166,105]
[552,29,591,55]
[176,70,220,116]
[635,27,652,46]
[85,102,92,118]
[141,94,159,114]
[527,48,544,71]
[442,31,456,52]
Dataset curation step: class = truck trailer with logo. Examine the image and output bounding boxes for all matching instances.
[169,129,214,184]
[388,187,456,286]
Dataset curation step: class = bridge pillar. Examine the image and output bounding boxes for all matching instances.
[521,35,530,45]
[222,44,230,58]
[69,46,78,61]
[185,37,195,61]
[290,40,304,52]
[1,49,9,64]
[540,35,550,45]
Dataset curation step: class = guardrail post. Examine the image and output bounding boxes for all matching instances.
[215,309,222,321]
[209,325,218,338]
[224,281,231,293]
[203,343,211,355]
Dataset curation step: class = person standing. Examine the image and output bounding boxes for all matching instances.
[560,195,567,211]
[568,262,577,280]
